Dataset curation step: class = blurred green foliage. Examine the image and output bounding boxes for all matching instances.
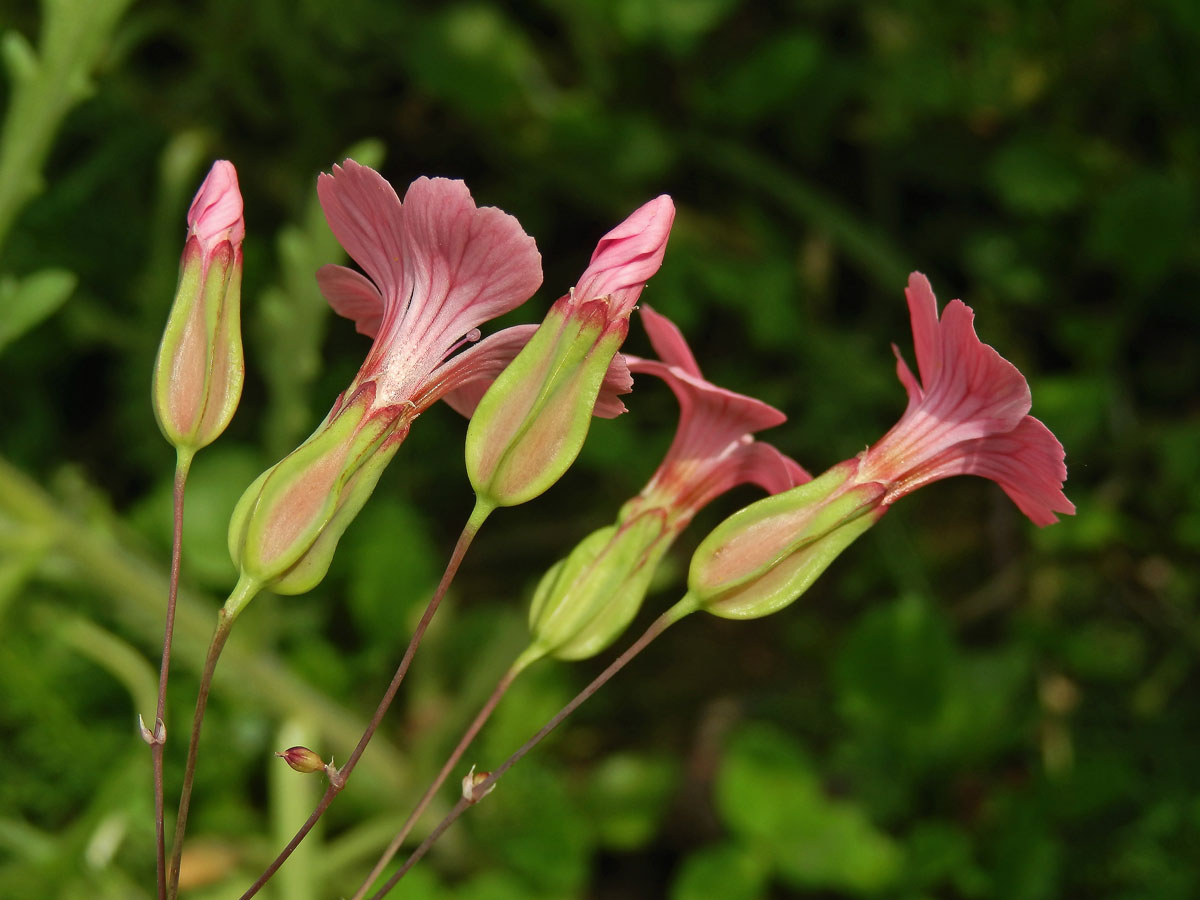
[1,0,1197,897]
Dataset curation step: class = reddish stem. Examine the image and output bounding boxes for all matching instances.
[351,663,523,899]
[167,608,233,898]
[152,452,190,900]
[238,507,488,900]
[367,600,693,899]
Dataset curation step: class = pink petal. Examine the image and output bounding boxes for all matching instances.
[892,344,924,414]
[638,304,701,377]
[871,279,1034,477]
[574,195,675,317]
[432,325,538,417]
[316,264,384,338]
[904,272,942,389]
[888,416,1075,526]
[395,176,543,358]
[730,440,812,496]
[434,328,632,420]
[627,356,787,457]
[317,160,405,301]
[931,299,1031,438]
[593,353,634,418]
[187,160,244,250]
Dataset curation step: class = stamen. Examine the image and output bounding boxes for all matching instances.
[445,328,482,357]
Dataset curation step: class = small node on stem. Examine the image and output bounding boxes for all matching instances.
[461,765,495,804]
[139,714,166,745]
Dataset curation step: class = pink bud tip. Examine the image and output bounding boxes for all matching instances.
[275,746,326,774]
[575,195,675,316]
[188,160,245,250]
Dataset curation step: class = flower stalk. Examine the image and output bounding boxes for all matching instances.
[238,507,487,900]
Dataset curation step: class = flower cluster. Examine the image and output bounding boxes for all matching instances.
[152,158,1075,900]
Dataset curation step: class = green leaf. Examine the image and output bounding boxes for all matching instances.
[989,139,1085,216]
[471,762,592,894]
[613,0,739,53]
[405,4,549,122]
[1085,171,1195,288]
[453,872,532,900]
[716,722,901,893]
[671,841,769,900]
[382,865,444,900]
[345,501,440,639]
[0,268,75,354]
[128,446,265,590]
[699,32,823,126]
[584,752,681,849]
[835,593,954,733]
[1,31,39,83]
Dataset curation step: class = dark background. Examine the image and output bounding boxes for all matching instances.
[1,0,1197,897]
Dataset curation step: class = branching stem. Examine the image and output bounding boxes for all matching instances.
[351,660,525,899]
[368,596,698,899]
[239,503,491,900]
[166,604,234,899]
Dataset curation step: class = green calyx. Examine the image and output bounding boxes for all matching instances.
[151,240,244,453]
[466,298,625,509]
[526,509,670,662]
[228,389,402,596]
[688,463,887,620]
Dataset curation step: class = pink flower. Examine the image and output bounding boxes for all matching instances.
[228,161,545,595]
[624,305,809,531]
[687,272,1074,620]
[855,272,1075,525]
[314,160,543,421]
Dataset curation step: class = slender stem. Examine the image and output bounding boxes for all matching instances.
[166,606,235,899]
[152,450,192,900]
[239,504,491,900]
[368,596,699,900]
[351,660,526,900]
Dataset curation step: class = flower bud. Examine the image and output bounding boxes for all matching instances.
[152,160,245,456]
[275,746,326,775]
[465,195,673,511]
[687,461,887,620]
[523,509,670,664]
[465,295,626,509]
[228,384,404,600]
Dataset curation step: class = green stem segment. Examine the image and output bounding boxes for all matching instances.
[167,575,259,899]
[368,595,699,900]
[151,450,192,900]
[239,508,491,900]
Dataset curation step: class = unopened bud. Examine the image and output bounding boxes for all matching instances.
[152,160,245,455]
[465,195,673,511]
[275,746,326,775]
[462,765,495,803]
[466,294,626,510]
